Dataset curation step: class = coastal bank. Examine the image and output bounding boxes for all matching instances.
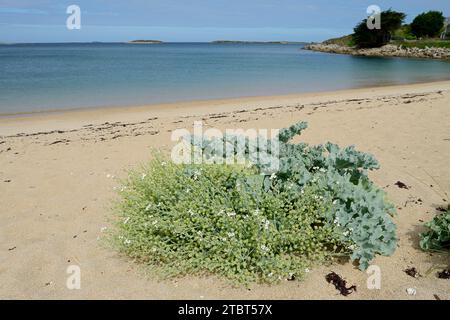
[304,43,450,60]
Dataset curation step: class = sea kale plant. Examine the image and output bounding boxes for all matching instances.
[420,206,450,253]
[187,121,397,270]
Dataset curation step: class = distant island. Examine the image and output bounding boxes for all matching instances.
[127,40,163,44]
[211,40,304,44]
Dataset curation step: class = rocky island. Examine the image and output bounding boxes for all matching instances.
[127,40,163,44]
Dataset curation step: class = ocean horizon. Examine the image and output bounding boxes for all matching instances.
[1,42,450,115]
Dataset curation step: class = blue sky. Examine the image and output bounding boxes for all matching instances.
[0,0,449,43]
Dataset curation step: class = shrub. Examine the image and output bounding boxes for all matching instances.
[113,121,397,284]
[411,11,445,38]
[114,158,345,284]
[352,10,406,48]
[392,24,416,41]
[420,206,450,252]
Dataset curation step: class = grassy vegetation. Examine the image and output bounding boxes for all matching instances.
[322,35,450,49]
[392,39,450,49]
[323,35,354,47]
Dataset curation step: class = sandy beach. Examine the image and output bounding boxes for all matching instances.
[1,81,449,299]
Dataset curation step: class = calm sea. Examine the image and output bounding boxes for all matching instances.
[1,42,450,114]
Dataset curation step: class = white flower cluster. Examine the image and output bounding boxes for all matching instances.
[227,232,235,238]
[260,244,270,254]
[261,218,270,230]
[192,169,202,180]
[333,217,340,227]
[312,166,327,173]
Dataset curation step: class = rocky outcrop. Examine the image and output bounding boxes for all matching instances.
[128,40,163,44]
[304,43,450,60]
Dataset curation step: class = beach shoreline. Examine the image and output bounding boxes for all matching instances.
[1,81,449,299]
[1,77,450,118]
[1,79,450,136]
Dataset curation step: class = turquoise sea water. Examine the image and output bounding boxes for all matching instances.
[1,42,450,114]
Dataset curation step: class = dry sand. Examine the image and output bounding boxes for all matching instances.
[0,81,449,299]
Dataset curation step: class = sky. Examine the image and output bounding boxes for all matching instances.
[0,0,449,43]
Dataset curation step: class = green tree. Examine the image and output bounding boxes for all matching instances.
[352,9,406,48]
[411,11,445,38]
[393,24,416,40]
